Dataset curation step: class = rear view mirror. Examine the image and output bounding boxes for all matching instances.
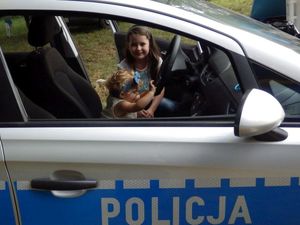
[234,89,287,141]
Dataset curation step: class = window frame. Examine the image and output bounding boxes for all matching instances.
[0,47,26,123]
[0,11,258,127]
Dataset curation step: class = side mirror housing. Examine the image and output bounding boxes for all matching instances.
[234,89,287,141]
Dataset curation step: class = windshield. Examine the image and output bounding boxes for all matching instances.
[152,0,300,53]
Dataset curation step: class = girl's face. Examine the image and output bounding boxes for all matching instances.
[128,34,150,61]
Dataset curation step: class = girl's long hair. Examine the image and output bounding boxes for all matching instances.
[124,25,161,82]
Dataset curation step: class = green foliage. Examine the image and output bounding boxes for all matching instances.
[0,17,33,52]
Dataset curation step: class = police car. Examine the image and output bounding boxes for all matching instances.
[1,0,300,224]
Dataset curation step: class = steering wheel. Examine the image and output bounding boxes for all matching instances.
[155,35,181,95]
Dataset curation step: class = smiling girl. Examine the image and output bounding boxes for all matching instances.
[118,25,167,118]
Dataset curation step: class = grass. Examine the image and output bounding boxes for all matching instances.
[0,17,33,52]
[208,0,253,15]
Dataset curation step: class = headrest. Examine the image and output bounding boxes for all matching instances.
[28,16,61,47]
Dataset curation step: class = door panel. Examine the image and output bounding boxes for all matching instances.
[0,140,17,225]
[2,126,300,225]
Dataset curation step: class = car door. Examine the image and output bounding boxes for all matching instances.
[2,108,300,225]
[2,66,300,225]
[2,11,300,225]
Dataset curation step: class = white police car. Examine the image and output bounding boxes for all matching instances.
[1,0,300,224]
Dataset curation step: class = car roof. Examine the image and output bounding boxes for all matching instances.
[2,0,300,81]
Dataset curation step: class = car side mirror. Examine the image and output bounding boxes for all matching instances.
[234,89,287,141]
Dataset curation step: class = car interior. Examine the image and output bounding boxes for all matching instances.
[2,14,242,120]
[5,15,103,119]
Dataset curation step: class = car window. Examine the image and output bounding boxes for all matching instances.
[72,19,242,118]
[70,19,117,106]
[1,14,242,122]
[251,61,300,116]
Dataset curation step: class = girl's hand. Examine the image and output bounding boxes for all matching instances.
[138,110,149,118]
[145,109,154,118]
[149,80,156,93]
[136,81,156,118]
[138,109,154,118]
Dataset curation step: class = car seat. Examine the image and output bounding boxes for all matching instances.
[18,88,56,119]
[26,16,102,118]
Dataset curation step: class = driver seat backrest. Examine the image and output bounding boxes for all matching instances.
[26,16,102,118]
[18,88,56,119]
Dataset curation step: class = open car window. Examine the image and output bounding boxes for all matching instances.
[71,18,243,120]
[1,15,243,122]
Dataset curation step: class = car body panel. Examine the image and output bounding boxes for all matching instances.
[0,140,17,225]
[2,126,300,225]
[2,126,300,175]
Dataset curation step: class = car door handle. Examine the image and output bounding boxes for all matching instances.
[31,178,98,191]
